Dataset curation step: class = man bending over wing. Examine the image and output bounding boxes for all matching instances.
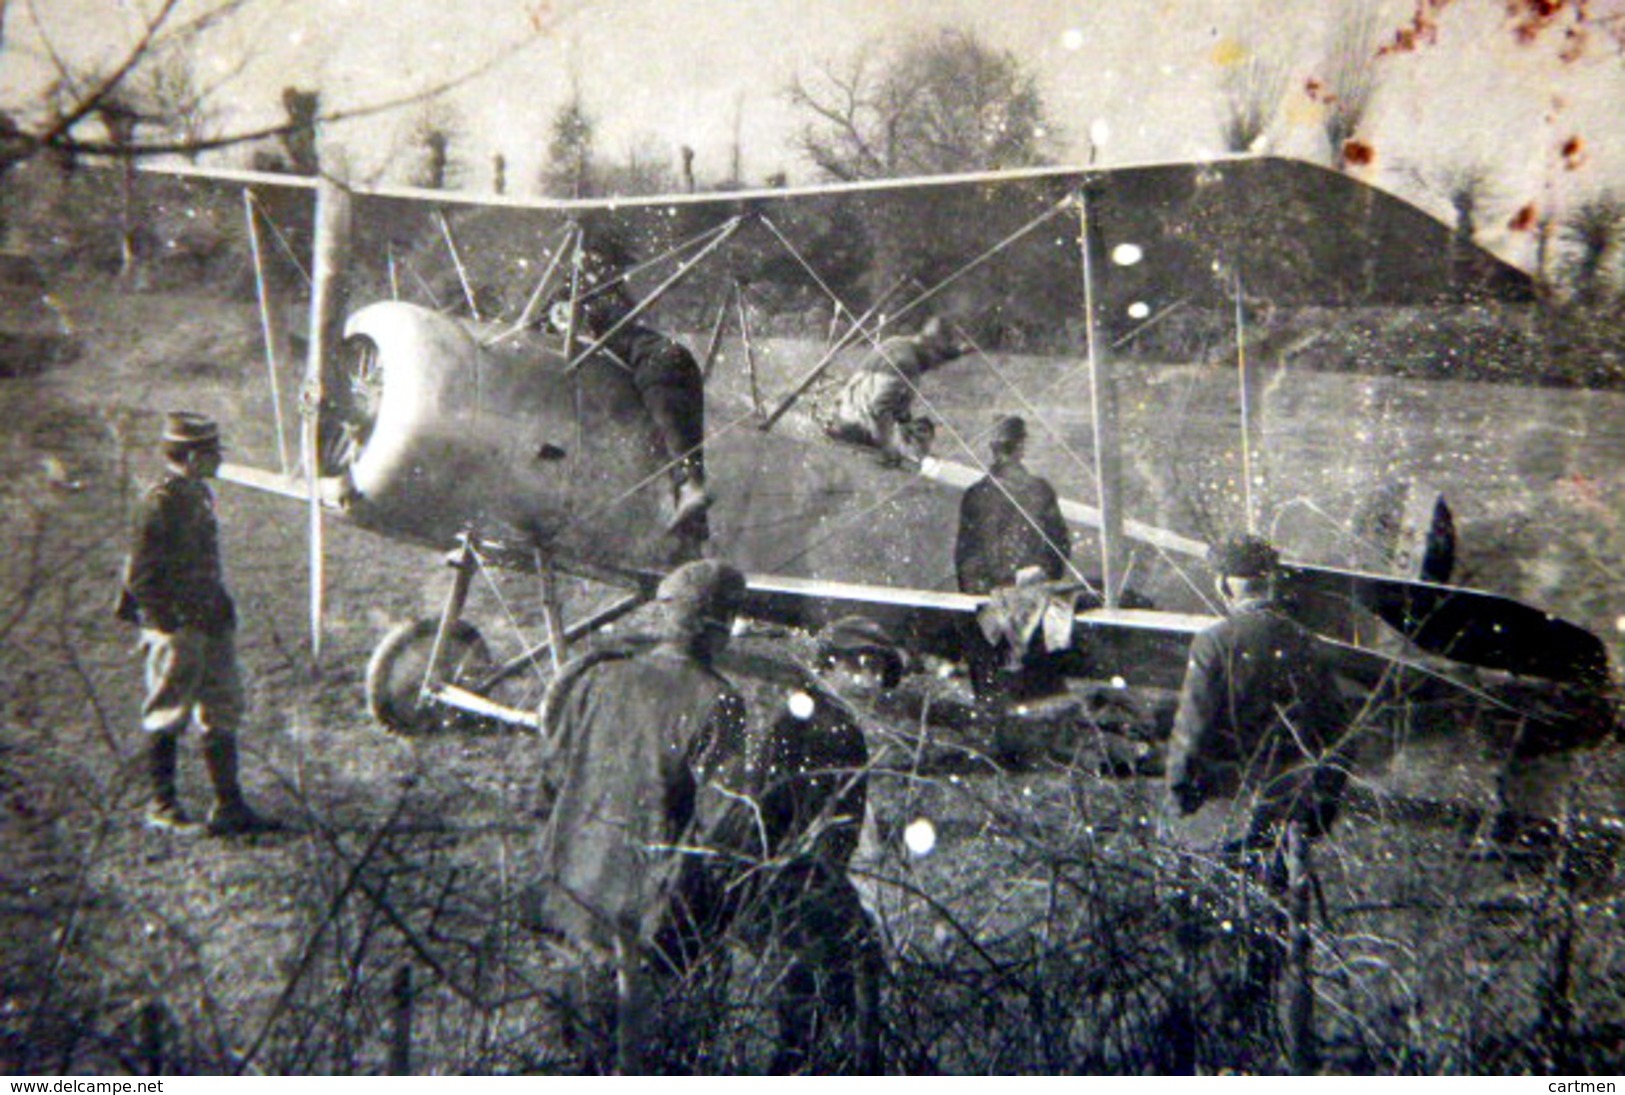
[825,316,966,467]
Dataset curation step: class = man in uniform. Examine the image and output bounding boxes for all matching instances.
[825,316,966,466]
[116,412,268,836]
[1162,535,1352,1069]
[699,615,897,1072]
[531,559,749,1069]
[954,416,1074,703]
[1164,534,1351,852]
[953,415,1071,595]
[553,258,713,535]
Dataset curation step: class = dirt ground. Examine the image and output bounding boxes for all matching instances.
[1,273,1621,1074]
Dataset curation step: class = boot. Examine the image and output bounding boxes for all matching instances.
[145,732,197,832]
[669,475,713,533]
[202,730,269,836]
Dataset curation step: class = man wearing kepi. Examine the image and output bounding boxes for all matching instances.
[1164,534,1351,851]
[116,412,269,836]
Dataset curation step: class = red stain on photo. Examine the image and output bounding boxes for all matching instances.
[1509,203,1539,232]
[1561,135,1586,170]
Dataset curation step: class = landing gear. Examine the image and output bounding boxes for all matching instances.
[362,531,652,735]
[366,530,498,735]
[365,617,493,735]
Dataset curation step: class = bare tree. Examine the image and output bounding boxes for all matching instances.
[1563,193,1624,302]
[788,27,1054,182]
[1315,3,1383,168]
[277,86,321,176]
[601,136,673,197]
[0,0,586,172]
[1217,44,1289,154]
[1406,160,1499,292]
[406,100,464,190]
[118,43,238,161]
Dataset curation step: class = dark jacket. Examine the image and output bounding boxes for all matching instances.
[954,457,1072,594]
[611,324,703,394]
[1165,598,1350,839]
[533,645,746,953]
[702,683,869,869]
[117,474,235,634]
[609,324,706,481]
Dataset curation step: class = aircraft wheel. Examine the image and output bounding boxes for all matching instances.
[366,618,492,735]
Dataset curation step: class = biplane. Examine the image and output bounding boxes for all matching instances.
[132,154,1615,766]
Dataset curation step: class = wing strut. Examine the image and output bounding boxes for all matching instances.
[700,279,736,380]
[435,209,482,321]
[1235,270,1258,533]
[1077,186,1126,608]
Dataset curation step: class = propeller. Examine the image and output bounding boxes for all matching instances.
[303,176,354,665]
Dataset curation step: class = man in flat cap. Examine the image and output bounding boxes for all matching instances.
[954,415,1071,596]
[696,614,898,1072]
[530,559,750,1069]
[116,412,268,836]
[826,316,966,467]
[1164,534,1351,851]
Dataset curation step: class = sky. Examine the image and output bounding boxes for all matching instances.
[5,0,1624,268]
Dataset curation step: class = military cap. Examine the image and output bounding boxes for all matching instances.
[161,411,222,449]
[1209,534,1281,578]
[816,615,905,687]
[657,559,747,628]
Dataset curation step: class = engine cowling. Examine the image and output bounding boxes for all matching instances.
[332,301,677,570]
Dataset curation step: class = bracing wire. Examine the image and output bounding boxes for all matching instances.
[248,191,313,288]
[547,196,1212,608]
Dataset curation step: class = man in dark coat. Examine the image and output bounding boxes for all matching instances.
[531,559,748,1070]
[954,415,1071,596]
[533,559,749,959]
[554,260,712,535]
[699,615,897,1072]
[1164,535,1351,849]
[825,316,965,465]
[1163,536,1353,1068]
[115,412,267,836]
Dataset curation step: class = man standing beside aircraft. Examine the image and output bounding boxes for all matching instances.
[953,415,1071,595]
[698,614,896,1072]
[532,567,890,1072]
[1164,534,1351,851]
[954,416,1074,702]
[1163,535,1352,1067]
[826,316,965,466]
[530,559,749,1069]
[115,412,269,836]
